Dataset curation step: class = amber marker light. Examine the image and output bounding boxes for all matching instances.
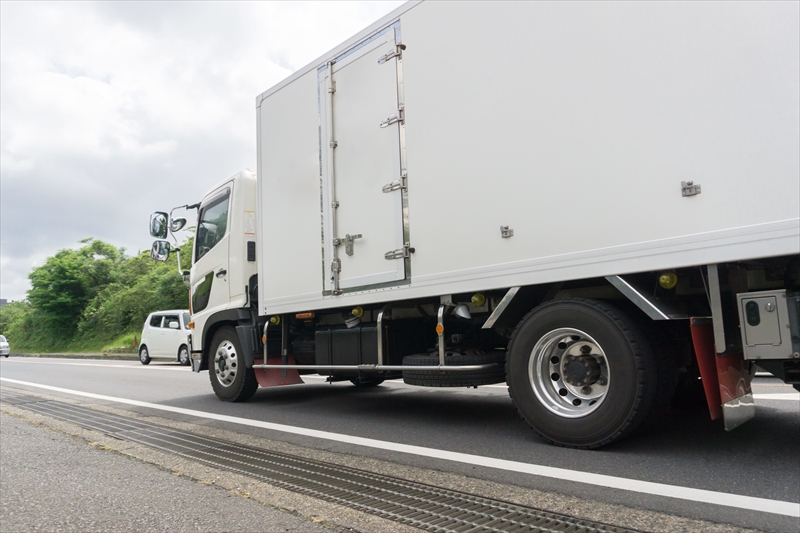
[659,272,678,289]
[187,322,195,329]
[435,324,444,335]
[296,312,315,320]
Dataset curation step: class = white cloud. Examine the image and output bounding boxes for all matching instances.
[0,0,404,301]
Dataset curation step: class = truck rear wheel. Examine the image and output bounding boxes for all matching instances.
[209,327,259,402]
[506,298,657,449]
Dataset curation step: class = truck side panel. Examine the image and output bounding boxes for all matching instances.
[402,1,799,278]
[258,70,324,311]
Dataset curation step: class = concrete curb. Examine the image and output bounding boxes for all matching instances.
[8,352,139,361]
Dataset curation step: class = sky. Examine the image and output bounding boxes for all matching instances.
[0,0,404,302]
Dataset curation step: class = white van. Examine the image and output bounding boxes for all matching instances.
[138,310,191,366]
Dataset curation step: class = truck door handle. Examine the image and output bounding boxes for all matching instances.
[216,269,227,278]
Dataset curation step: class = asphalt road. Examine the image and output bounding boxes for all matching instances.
[0,412,335,533]
[1,357,798,532]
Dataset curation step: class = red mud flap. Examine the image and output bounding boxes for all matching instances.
[254,356,304,388]
[690,318,755,431]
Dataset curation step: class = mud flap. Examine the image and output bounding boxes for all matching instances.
[254,356,304,388]
[690,317,755,430]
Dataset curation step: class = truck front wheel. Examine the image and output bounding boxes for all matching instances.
[507,298,657,449]
[209,327,259,402]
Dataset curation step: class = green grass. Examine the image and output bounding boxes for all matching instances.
[9,331,140,354]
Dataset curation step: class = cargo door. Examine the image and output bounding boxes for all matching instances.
[320,24,409,294]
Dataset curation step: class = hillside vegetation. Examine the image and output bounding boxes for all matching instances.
[0,238,191,353]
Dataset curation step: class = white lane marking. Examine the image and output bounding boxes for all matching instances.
[753,393,800,401]
[2,378,798,518]
[0,360,186,371]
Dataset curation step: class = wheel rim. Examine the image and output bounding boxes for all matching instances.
[528,328,610,418]
[140,348,148,362]
[214,340,238,387]
[179,348,189,364]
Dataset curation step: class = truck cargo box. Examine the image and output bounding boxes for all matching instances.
[256,0,800,316]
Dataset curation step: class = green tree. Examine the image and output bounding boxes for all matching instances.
[27,239,123,339]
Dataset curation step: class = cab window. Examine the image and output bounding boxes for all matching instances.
[163,315,179,328]
[195,189,230,262]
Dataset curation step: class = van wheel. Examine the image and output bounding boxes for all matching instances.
[209,327,259,402]
[138,345,151,365]
[506,298,657,449]
[178,345,190,366]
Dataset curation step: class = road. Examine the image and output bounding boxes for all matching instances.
[1,357,798,532]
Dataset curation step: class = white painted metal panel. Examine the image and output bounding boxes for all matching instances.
[258,71,323,314]
[400,1,799,281]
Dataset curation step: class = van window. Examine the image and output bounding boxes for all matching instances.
[163,315,179,328]
[195,189,230,262]
[182,313,190,328]
[149,315,163,328]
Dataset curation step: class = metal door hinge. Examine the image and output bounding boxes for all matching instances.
[377,44,406,64]
[331,258,341,273]
[681,181,701,197]
[382,170,408,193]
[328,80,336,94]
[329,140,338,148]
[385,243,415,260]
[379,105,404,128]
[500,226,514,238]
[331,201,339,209]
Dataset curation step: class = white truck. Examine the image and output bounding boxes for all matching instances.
[149,1,800,448]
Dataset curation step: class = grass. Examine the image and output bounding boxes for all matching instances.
[9,331,140,354]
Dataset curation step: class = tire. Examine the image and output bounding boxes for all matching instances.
[350,377,385,388]
[178,344,190,366]
[506,298,657,449]
[208,327,259,402]
[139,345,151,365]
[402,350,506,387]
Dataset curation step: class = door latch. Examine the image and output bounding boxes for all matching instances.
[382,170,408,193]
[334,234,363,256]
[344,234,362,256]
[385,243,414,260]
[216,268,227,278]
[377,43,406,64]
[681,180,701,197]
[379,105,404,128]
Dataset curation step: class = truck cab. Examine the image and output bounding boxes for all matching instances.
[188,169,258,371]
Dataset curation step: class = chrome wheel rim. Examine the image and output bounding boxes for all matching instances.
[528,328,610,418]
[214,340,238,387]
[139,348,148,362]
[179,347,189,365]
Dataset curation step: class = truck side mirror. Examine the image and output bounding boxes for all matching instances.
[151,240,171,262]
[170,217,187,232]
[150,212,169,238]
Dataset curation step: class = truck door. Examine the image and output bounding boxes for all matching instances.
[190,184,232,341]
[320,23,409,293]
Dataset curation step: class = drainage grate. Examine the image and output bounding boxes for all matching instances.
[2,393,639,533]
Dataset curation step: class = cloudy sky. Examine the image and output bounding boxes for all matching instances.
[0,0,404,302]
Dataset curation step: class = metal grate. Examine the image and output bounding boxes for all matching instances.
[2,392,639,533]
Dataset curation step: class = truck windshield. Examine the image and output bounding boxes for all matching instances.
[195,189,230,262]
